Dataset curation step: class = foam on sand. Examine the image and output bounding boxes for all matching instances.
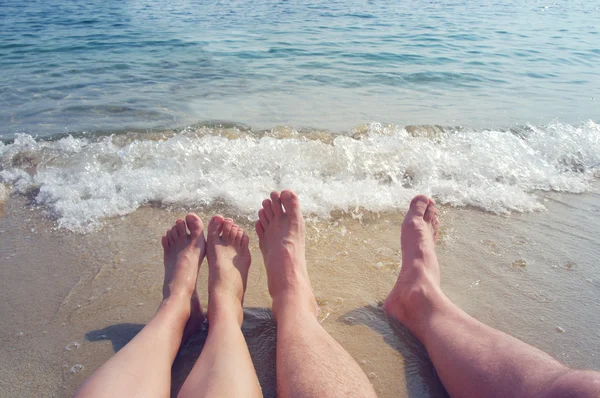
[1,120,599,232]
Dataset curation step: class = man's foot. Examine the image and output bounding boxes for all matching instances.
[206,216,251,325]
[255,190,317,320]
[383,195,443,339]
[161,214,206,340]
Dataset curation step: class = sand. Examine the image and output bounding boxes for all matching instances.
[1,187,599,397]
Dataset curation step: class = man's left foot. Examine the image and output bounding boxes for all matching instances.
[161,214,206,340]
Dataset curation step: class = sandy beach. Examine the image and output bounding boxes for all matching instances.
[1,184,599,397]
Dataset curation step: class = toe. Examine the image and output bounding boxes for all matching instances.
[171,224,181,240]
[222,218,234,239]
[229,225,239,242]
[280,190,301,215]
[270,191,284,217]
[424,202,435,223]
[408,195,430,217]
[168,226,177,245]
[255,220,265,240]
[186,213,204,239]
[242,232,249,247]
[262,199,274,220]
[176,218,186,238]
[161,235,169,250]
[208,215,225,240]
[432,216,440,240]
[235,228,244,245]
[258,208,269,229]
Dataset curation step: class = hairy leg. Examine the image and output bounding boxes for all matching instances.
[178,216,262,398]
[74,215,206,398]
[256,190,377,398]
[384,195,600,398]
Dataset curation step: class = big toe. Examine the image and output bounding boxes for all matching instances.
[208,215,225,241]
[186,213,204,239]
[408,195,430,218]
[280,190,301,216]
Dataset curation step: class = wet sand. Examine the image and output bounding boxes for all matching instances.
[1,188,599,397]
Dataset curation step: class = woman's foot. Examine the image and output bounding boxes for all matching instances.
[255,190,317,320]
[161,214,206,340]
[206,216,252,326]
[383,195,444,340]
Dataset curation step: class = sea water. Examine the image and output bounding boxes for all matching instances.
[1,0,599,137]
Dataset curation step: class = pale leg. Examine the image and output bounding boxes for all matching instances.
[256,190,377,398]
[384,195,600,398]
[178,216,262,398]
[74,215,206,398]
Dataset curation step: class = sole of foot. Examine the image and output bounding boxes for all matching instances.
[206,215,252,326]
[255,190,317,320]
[161,214,207,341]
[383,195,443,337]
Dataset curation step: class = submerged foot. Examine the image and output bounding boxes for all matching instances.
[255,190,317,320]
[383,195,443,338]
[206,216,252,325]
[161,214,206,340]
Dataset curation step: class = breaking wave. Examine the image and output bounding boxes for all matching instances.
[1,120,599,232]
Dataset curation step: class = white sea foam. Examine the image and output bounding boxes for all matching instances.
[0,121,598,232]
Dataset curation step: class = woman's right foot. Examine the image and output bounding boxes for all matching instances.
[255,190,317,320]
[206,216,252,326]
[161,214,206,341]
[383,195,444,339]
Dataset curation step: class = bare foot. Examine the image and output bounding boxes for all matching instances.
[383,195,443,339]
[161,214,206,341]
[206,216,251,325]
[255,190,317,320]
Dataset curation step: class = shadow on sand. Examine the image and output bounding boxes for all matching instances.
[339,304,449,398]
[86,307,278,398]
[85,304,448,397]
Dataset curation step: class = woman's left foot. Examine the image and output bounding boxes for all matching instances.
[206,216,252,326]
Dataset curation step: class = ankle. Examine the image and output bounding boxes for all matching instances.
[272,289,317,321]
[385,282,446,339]
[159,295,192,324]
[208,294,244,326]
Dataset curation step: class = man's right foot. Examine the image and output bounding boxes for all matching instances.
[383,195,444,339]
[255,190,317,320]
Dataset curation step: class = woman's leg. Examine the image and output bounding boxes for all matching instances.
[74,215,206,398]
[384,195,600,398]
[178,216,262,398]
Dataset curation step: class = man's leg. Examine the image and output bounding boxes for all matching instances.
[384,195,600,398]
[178,216,262,398]
[74,215,206,398]
[255,190,377,398]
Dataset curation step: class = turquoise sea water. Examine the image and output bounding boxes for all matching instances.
[1,0,599,137]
